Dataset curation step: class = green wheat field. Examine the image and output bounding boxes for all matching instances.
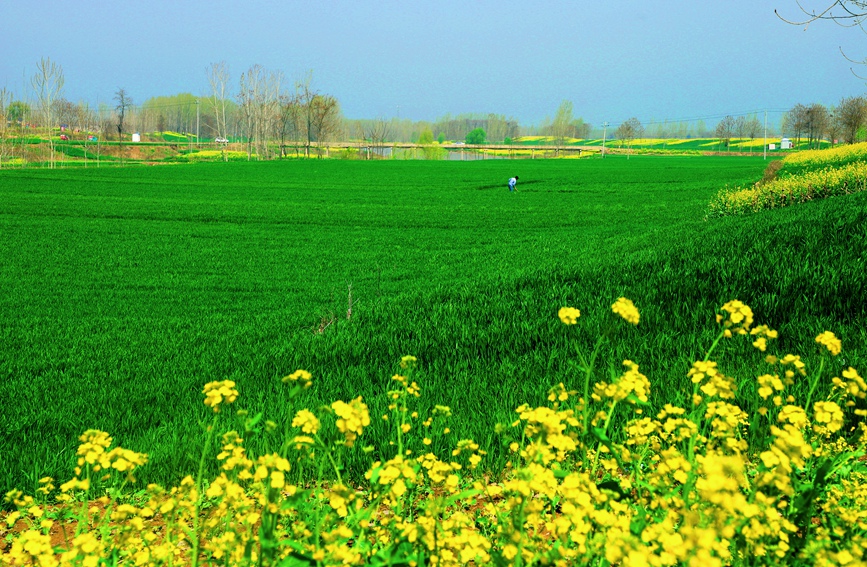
[1,156,865,493]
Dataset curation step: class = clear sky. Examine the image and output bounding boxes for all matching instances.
[2,0,866,127]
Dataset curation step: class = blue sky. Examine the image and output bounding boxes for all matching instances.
[2,0,866,127]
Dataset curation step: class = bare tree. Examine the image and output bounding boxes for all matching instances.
[803,103,831,148]
[783,104,808,148]
[31,57,65,168]
[114,88,133,165]
[237,65,263,160]
[714,116,736,152]
[207,61,231,160]
[744,115,763,153]
[826,105,843,144]
[296,72,341,158]
[277,92,304,157]
[550,100,575,156]
[76,102,96,167]
[309,94,341,157]
[835,95,867,143]
[237,65,282,160]
[364,116,391,159]
[0,88,10,168]
[734,116,747,152]
[615,117,644,158]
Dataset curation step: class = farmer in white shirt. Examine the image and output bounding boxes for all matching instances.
[508,176,519,191]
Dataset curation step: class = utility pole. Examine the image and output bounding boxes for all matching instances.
[196,98,200,148]
[763,110,767,161]
[601,121,609,158]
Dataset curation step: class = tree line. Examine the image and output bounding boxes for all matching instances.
[4,57,867,167]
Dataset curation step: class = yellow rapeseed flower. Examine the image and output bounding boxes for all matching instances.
[202,380,239,412]
[332,397,371,447]
[812,401,844,435]
[558,306,580,325]
[717,300,754,335]
[611,297,640,325]
[291,409,321,435]
[815,331,842,356]
[282,369,313,388]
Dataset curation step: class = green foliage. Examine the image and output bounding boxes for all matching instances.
[6,101,30,123]
[418,129,435,145]
[437,132,446,144]
[181,150,250,162]
[465,128,486,145]
[0,158,864,495]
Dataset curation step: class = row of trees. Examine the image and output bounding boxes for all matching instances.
[6,58,867,166]
[783,97,867,148]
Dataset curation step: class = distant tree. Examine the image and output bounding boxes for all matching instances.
[32,57,65,168]
[573,118,592,140]
[237,64,281,160]
[114,88,133,165]
[416,128,444,159]
[295,72,340,158]
[437,132,446,144]
[52,98,77,133]
[207,61,231,156]
[277,92,302,158]
[783,103,808,148]
[615,117,643,158]
[466,127,486,145]
[835,96,867,143]
[734,116,747,151]
[551,100,575,155]
[744,115,763,153]
[310,95,341,157]
[0,88,10,168]
[418,128,434,145]
[73,102,96,167]
[7,101,29,125]
[803,103,830,148]
[826,105,842,145]
[141,93,198,134]
[364,116,392,158]
[714,116,736,152]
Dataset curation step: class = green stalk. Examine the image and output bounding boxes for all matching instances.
[191,412,220,567]
[805,358,826,409]
[576,335,606,436]
[704,330,726,363]
[591,401,617,477]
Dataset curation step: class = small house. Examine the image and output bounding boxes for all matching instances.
[781,138,792,150]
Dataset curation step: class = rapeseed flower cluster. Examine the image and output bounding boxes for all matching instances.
[557,306,580,325]
[708,159,867,216]
[782,140,867,169]
[611,297,640,325]
[717,299,754,336]
[816,331,842,356]
[202,379,239,412]
[331,397,370,447]
[2,298,865,567]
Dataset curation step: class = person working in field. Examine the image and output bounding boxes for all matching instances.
[508,176,519,192]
